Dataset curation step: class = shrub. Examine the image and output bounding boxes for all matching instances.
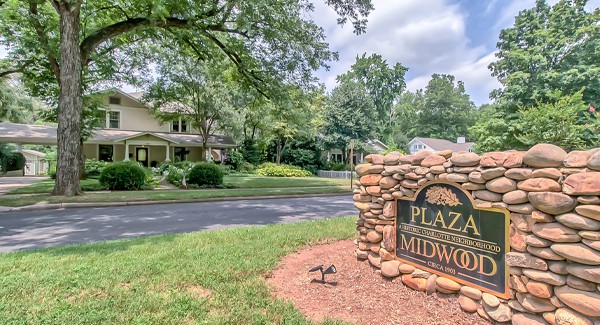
[187,162,223,186]
[329,162,350,171]
[225,150,245,170]
[255,163,312,177]
[84,159,110,178]
[99,161,147,190]
[7,152,26,171]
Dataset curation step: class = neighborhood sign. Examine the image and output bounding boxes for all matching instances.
[395,181,510,298]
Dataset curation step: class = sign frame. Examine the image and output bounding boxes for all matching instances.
[393,180,510,299]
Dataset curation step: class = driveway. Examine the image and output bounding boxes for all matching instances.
[0,176,48,196]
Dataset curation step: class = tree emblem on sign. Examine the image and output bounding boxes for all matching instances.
[425,186,462,206]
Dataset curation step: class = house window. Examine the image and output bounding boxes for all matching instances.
[109,96,121,105]
[174,147,187,162]
[171,118,189,133]
[108,111,120,129]
[98,145,113,162]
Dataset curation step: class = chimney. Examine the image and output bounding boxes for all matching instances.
[457,136,466,144]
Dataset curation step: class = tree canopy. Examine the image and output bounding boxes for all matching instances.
[0,0,373,195]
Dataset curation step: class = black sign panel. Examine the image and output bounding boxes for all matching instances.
[395,181,509,298]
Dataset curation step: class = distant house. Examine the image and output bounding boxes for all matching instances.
[408,137,474,155]
[0,89,237,168]
[325,139,389,164]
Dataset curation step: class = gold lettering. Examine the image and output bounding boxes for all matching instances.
[479,255,497,276]
[432,210,447,228]
[434,243,454,263]
[462,215,481,236]
[400,234,416,253]
[420,207,432,225]
[411,206,421,223]
[447,212,462,232]
[423,239,436,258]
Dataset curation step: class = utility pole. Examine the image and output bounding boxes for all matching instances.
[349,139,355,189]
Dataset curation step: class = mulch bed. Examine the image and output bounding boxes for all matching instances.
[267,240,491,325]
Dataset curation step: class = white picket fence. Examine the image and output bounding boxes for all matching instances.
[317,170,357,179]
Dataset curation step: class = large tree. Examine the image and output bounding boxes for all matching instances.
[337,53,407,140]
[0,79,35,123]
[0,0,373,196]
[489,0,599,107]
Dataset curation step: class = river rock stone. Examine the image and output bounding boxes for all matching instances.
[510,275,528,293]
[529,192,577,215]
[508,203,535,214]
[511,226,527,252]
[355,249,369,260]
[526,234,553,247]
[398,264,415,274]
[512,312,547,325]
[586,151,600,171]
[421,154,446,167]
[411,150,433,165]
[366,230,383,243]
[551,243,600,265]
[468,171,486,184]
[380,260,401,278]
[401,274,426,291]
[379,176,398,189]
[575,205,600,222]
[505,168,533,180]
[473,190,502,202]
[450,152,481,166]
[567,264,600,284]
[436,277,461,291]
[578,196,600,204]
[519,178,562,192]
[378,248,395,261]
[556,213,600,231]
[360,174,383,186]
[531,168,563,180]
[555,285,600,317]
[354,202,371,212]
[523,269,567,286]
[484,302,512,322]
[563,172,600,195]
[524,144,568,168]
[383,154,400,165]
[425,274,437,295]
[462,182,486,191]
[355,164,372,176]
[460,286,482,300]
[481,292,500,308]
[549,261,569,275]
[486,177,517,193]
[564,150,592,168]
[511,212,534,232]
[446,173,470,183]
[555,308,593,325]
[369,154,384,165]
[526,280,553,298]
[504,151,525,168]
[532,210,556,223]
[582,239,600,251]
[481,167,507,180]
[367,251,381,268]
[503,190,529,204]
[532,223,581,243]
[366,186,382,196]
[506,252,548,270]
[528,246,565,261]
[567,275,598,292]
[518,293,557,313]
[458,295,479,313]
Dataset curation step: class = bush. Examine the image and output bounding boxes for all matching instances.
[99,161,147,190]
[329,162,350,171]
[255,163,312,177]
[187,162,223,186]
[84,159,110,178]
[7,152,26,171]
[225,150,245,170]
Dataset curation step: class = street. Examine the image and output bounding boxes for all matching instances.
[0,195,355,252]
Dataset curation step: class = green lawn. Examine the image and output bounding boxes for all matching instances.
[0,186,350,207]
[8,178,103,195]
[224,175,349,188]
[0,217,356,324]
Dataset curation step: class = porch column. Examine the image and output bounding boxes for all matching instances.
[207,147,212,161]
[360,152,364,163]
[16,143,23,152]
[124,141,130,161]
[165,143,170,162]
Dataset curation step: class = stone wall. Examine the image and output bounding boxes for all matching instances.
[353,144,600,324]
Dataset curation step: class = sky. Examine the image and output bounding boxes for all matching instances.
[310,0,599,106]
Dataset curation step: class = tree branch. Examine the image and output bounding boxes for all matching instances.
[28,1,60,80]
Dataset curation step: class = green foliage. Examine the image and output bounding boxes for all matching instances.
[99,161,147,191]
[240,139,262,165]
[322,81,376,160]
[329,162,350,171]
[187,163,224,187]
[516,92,600,150]
[255,163,312,177]
[84,159,110,179]
[469,104,522,152]
[337,53,407,138]
[239,162,256,174]
[0,143,14,173]
[489,0,600,107]
[225,151,245,170]
[0,79,35,123]
[6,151,26,171]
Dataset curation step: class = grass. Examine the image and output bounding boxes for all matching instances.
[0,186,350,207]
[8,178,103,195]
[0,217,356,324]
[224,175,349,188]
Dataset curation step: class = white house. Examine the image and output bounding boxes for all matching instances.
[408,137,475,155]
[325,139,389,164]
[0,89,237,168]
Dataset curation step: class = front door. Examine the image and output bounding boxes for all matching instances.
[136,147,148,167]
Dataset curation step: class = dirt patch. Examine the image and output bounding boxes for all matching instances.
[267,240,491,325]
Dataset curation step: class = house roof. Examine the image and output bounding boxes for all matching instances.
[410,137,474,152]
[0,123,236,148]
[21,149,46,157]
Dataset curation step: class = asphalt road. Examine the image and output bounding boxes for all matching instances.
[0,195,356,253]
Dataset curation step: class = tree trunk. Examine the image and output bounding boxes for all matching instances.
[276,139,281,164]
[52,3,83,196]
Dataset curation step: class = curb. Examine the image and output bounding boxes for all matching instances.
[1,192,353,213]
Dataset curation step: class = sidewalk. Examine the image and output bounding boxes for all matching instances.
[0,191,352,213]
